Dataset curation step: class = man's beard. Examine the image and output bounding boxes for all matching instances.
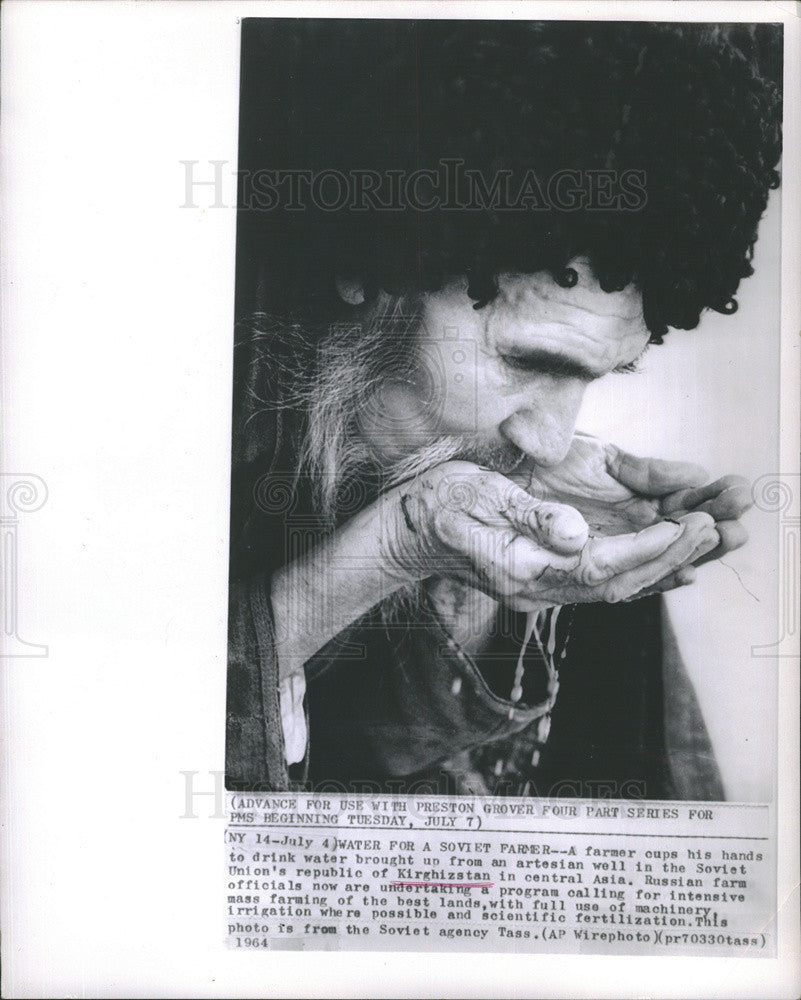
[383,435,525,489]
[451,437,526,476]
[316,427,526,527]
[287,302,526,527]
[241,306,528,626]
[274,311,527,629]
[302,352,527,623]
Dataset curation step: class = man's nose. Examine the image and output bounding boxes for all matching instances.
[499,382,586,467]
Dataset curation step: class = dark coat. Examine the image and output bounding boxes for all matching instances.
[225,334,723,800]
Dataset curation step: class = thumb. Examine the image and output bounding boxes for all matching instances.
[504,485,589,555]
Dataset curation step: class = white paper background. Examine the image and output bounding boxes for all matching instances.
[581,192,781,804]
[1,2,798,997]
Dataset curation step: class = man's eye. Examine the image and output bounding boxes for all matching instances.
[498,350,600,381]
[500,354,538,372]
[614,360,643,375]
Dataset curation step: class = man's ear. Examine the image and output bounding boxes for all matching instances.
[335,276,365,306]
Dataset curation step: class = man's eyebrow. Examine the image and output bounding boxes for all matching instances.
[501,348,609,381]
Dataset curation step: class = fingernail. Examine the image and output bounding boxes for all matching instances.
[548,506,589,553]
[679,511,713,529]
[557,507,588,538]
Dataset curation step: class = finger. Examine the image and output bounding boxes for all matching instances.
[594,512,718,601]
[510,493,589,555]
[434,513,560,595]
[610,524,718,600]
[474,476,589,555]
[635,519,749,595]
[605,444,709,497]
[695,486,753,521]
[588,518,687,577]
[628,565,697,600]
[692,519,749,568]
[662,475,751,517]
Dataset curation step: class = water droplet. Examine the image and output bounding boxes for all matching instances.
[537,714,551,743]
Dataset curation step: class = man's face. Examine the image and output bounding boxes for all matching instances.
[360,259,651,473]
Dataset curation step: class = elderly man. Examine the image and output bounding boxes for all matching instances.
[225,20,782,797]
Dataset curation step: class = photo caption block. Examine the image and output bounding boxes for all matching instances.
[225,794,774,956]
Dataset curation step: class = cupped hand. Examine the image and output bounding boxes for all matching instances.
[510,433,752,596]
[396,460,720,611]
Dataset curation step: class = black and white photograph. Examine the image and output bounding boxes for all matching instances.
[226,18,783,801]
[1,1,798,994]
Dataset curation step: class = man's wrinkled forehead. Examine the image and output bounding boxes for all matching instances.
[480,261,650,369]
[499,260,645,321]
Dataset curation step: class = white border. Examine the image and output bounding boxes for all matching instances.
[1,2,798,997]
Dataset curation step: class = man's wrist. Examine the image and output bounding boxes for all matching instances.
[271,487,427,672]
